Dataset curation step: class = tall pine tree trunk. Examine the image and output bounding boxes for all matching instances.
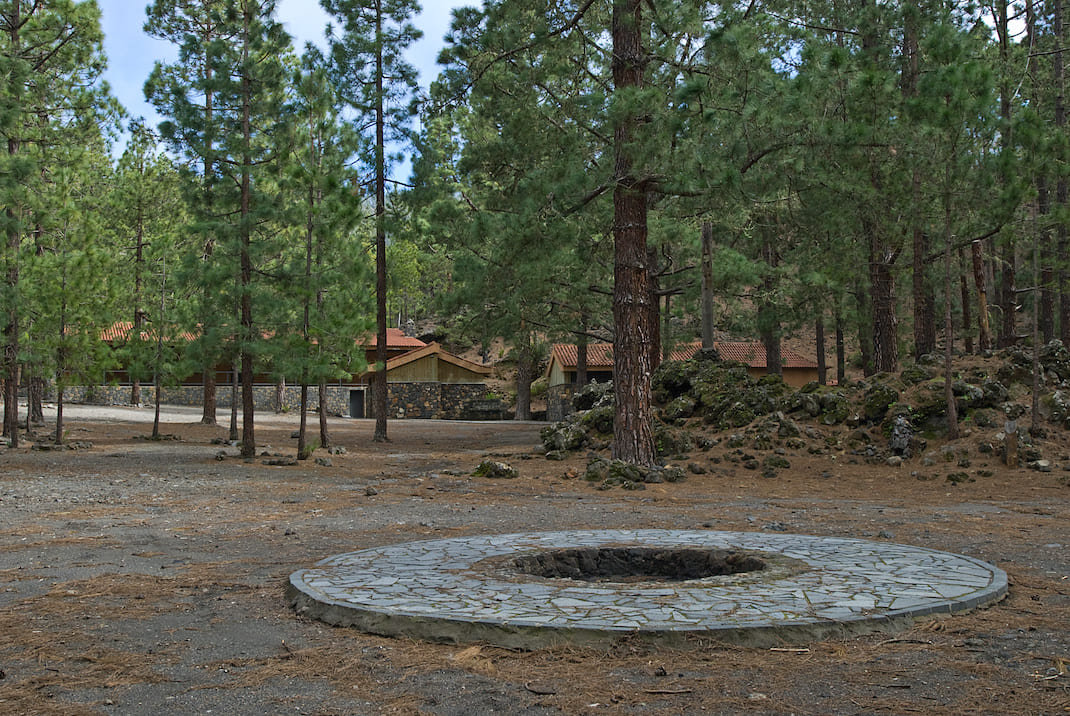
[972,240,993,350]
[318,379,331,450]
[855,281,875,376]
[132,212,144,406]
[905,9,935,359]
[869,244,899,373]
[1056,0,1069,342]
[816,317,827,385]
[299,381,309,459]
[200,28,218,426]
[835,309,846,385]
[760,240,781,376]
[372,3,389,443]
[648,246,662,372]
[701,222,715,348]
[959,247,973,354]
[611,0,655,467]
[576,320,588,387]
[238,5,255,459]
[28,375,43,425]
[1039,176,1055,341]
[3,7,21,447]
[1001,240,1017,346]
[944,195,958,440]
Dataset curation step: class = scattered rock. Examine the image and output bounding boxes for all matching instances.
[314,457,332,467]
[473,459,519,479]
[364,486,378,496]
[889,415,914,457]
[763,455,790,469]
[660,466,687,483]
[654,424,694,456]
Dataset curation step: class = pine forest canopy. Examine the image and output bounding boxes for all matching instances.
[0,0,1065,465]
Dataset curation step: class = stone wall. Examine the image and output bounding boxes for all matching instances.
[547,384,574,422]
[363,383,496,420]
[442,384,499,420]
[367,383,440,419]
[60,381,497,421]
[61,384,351,416]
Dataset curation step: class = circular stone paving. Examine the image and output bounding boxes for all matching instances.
[287,530,1007,649]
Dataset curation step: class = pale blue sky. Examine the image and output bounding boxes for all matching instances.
[98,0,472,167]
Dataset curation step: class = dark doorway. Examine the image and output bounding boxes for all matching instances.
[349,389,365,419]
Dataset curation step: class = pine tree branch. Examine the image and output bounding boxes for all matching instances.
[922,225,1004,265]
[454,0,599,102]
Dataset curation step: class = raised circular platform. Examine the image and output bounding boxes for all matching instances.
[287,529,1007,649]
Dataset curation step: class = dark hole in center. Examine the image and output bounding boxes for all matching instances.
[512,547,767,583]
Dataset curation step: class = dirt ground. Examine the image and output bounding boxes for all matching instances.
[1,403,1068,715]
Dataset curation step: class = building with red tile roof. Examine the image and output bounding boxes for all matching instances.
[85,322,493,420]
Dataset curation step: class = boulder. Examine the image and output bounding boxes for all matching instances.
[863,382,899,422]
[572,380,613,411]
[661,395,696,421]
[473,459,519,479]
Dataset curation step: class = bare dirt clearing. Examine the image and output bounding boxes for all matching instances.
[1,404,1068,714]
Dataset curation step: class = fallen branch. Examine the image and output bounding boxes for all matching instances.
[644,687,694,694]
[878,638,934,646]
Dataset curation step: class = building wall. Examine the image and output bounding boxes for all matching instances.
[363,382,493,420]
[438,361,488,384]
[754,367,819,388]
[548,358,569,388]
[386,355,438,384]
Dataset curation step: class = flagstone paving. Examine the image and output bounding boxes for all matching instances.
[287,529,1007,648]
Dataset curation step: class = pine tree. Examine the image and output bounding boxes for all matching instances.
[149,0,294,458]
[0,0,113,446]
[112,121,186,408]
[322,0,421,442]
[23,143,120,444]
[145,0,234,425]
[285,47,371,457]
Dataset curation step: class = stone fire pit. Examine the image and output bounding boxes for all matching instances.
[288,529,1006,649]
